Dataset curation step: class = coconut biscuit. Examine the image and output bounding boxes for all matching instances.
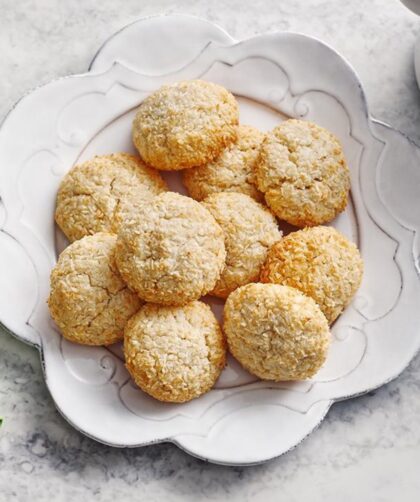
[261,226,363,323]
[183,125,264,201]
[223,283,330,381]
[132,80,239,170]
[124,301,226,403]
[115,192,226,305]
[55,153,167,242]
[255,119,350,227]
[48,233,142,345]
[202,192,281,298]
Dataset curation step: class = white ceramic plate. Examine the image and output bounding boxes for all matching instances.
[1,15,420,466]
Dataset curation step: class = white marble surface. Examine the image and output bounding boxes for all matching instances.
[1,0,420,500]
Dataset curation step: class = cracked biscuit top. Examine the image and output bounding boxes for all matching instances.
[182,125,264,201]
[115,192,226,305]
[261,226,363,324]
[124,301,226,402]
[48,233,142,345]
[255,119,350,227]
[55,153,167,242]
[223,283,330,381]
[202,192,282,298]
[132,80,239,171]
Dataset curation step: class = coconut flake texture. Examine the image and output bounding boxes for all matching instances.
[202,192,282,298]
[255,119,350,227]
[224,283,330,381]
[124,301,226,403]
[261,226,363,323]
[48,233,142,345]
[132,80,239,170]
[115,192,226,305]
[55,153,167,242]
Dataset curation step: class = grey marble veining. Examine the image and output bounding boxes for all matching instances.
[1,0,420,500]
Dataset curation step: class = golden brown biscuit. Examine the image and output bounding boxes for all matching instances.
[182,125,264,201]
[255,119,350,227]
[261,226,363,323]
[202,192,282,298]
[124,301,226,403]
[223,283,330,381]
[115,192,226,305]
[48,233,142,345]
[55,153,167,242]
[132,80,239,170]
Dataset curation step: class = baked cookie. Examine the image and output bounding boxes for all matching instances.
[124,301,226,403]
[132,80,239,170]
[202,192,281,298]
[223,283,330,381]
[182,125,264,201]
[48,233,141,345]
[55,153,167,242]
[261,226,363,323]
[115,192,226,305]
[255,119,350,227]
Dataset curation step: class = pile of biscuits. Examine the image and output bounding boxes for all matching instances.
[48,80,363,403]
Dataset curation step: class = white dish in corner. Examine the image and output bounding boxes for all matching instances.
[1,15,420,466]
